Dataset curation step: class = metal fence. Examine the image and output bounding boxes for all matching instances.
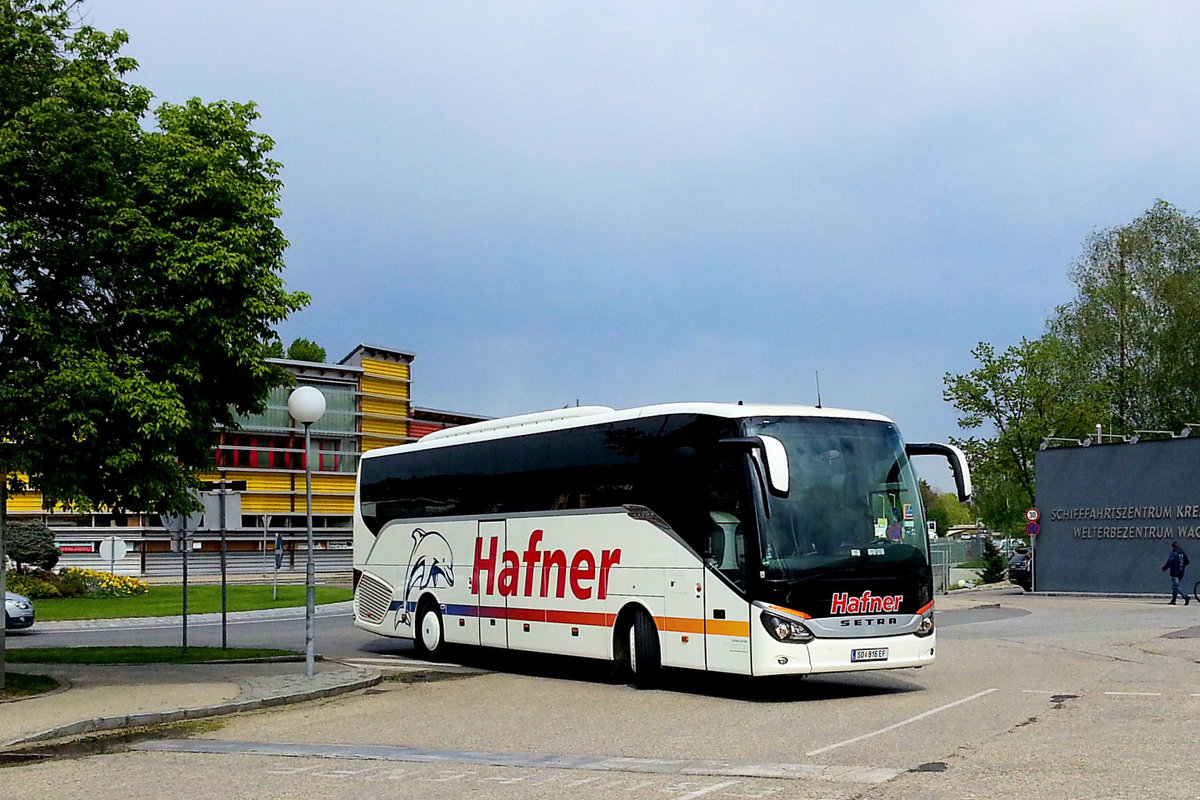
[930,540,990,593]
[930,547,952,593]
[58,549,353,578]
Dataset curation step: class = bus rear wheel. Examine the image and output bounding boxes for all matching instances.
[414,600,445,659]
[624,609,661,689]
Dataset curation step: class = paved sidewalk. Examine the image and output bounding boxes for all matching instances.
[1,600,375,749]
[0,658,381,749]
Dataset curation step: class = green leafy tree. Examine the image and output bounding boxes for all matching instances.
[946,202,1200,542]
[944,337,1104,534]
[919,480,972,537]
[1050,200,1200,430]
[0,0,307,512]
[262,337,326,362]
[285,337,326,363]
[0,0,307,685]
[4,519,58,572]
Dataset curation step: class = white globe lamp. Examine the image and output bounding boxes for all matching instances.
[287,385,326,425]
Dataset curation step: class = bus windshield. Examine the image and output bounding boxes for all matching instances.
[742,417,929,582]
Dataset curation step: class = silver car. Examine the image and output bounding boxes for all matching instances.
[4,590,35,629]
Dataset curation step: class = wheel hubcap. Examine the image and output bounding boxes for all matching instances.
[422,612,440,650]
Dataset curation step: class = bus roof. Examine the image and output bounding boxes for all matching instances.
[366,402,895,460]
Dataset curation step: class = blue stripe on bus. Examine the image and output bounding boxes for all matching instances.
[444,604,480,617]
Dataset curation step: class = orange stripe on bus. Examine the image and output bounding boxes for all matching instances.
[657,617,705,635]
[705,619,751,637]
[657,617,750,637]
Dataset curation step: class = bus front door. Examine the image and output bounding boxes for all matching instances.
[477,520,508,649]
[703,572,752,674]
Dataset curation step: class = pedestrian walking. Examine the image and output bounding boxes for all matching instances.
[1162,541,1190,605]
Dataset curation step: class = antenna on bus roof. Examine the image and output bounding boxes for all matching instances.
[815,371,823,408]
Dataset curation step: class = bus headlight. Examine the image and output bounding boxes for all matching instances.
[760,612,815,643]
[914,612,935,638]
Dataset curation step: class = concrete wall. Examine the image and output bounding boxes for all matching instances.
[1035,438,1200,593]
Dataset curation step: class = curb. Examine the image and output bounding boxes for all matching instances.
[0,674,74,706]
[2,665,382,748]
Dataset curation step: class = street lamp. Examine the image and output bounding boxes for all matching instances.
[288,385,326,678]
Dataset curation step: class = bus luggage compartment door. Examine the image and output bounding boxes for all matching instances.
[663,568,706,670]
[478,520,508,649]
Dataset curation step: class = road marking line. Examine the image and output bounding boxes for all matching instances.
[134,740,903,784]
[672,780,741,800]
[805,688,999,757]
[1103,691,1161,696]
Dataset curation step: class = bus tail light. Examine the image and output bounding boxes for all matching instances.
[915,612,935,637]
[760,611,815,643]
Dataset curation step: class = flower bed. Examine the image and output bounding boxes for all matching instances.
[4,567,148,599]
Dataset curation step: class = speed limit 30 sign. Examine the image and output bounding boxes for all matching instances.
[1025,508,1041,523]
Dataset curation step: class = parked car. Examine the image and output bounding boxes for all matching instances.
[4,590,35,629]
[996,537,1029,555]
[1007,550,1032,591]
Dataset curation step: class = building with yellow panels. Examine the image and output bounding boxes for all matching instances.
[3,343,486,576]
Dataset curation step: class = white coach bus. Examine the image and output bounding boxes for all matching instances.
[352,403,970,685]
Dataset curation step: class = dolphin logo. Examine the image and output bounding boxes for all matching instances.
[398,528,454,629]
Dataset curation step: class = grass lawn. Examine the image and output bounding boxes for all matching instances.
[33,584,353,621]
[6,646,299,665]
[0,672,60,700]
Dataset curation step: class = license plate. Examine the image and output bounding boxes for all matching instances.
[851,647,889,662]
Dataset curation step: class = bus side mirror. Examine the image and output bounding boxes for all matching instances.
[719,436,790,497]
[758,435,789,496]
[905,442,973,503]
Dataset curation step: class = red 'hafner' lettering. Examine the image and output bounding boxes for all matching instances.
[472,531,621,600]
[829,591,903,615]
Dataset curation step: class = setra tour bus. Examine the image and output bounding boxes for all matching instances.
[352,403,970,685]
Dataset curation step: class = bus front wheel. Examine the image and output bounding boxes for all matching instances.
[414,600,445,659]
[625,609,661,689]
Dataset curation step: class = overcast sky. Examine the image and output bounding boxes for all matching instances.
[86,1,1200,489]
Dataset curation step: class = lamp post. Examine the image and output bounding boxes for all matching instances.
[288,385,326,678]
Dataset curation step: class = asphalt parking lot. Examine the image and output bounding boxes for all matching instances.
[4,588,1199,799]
